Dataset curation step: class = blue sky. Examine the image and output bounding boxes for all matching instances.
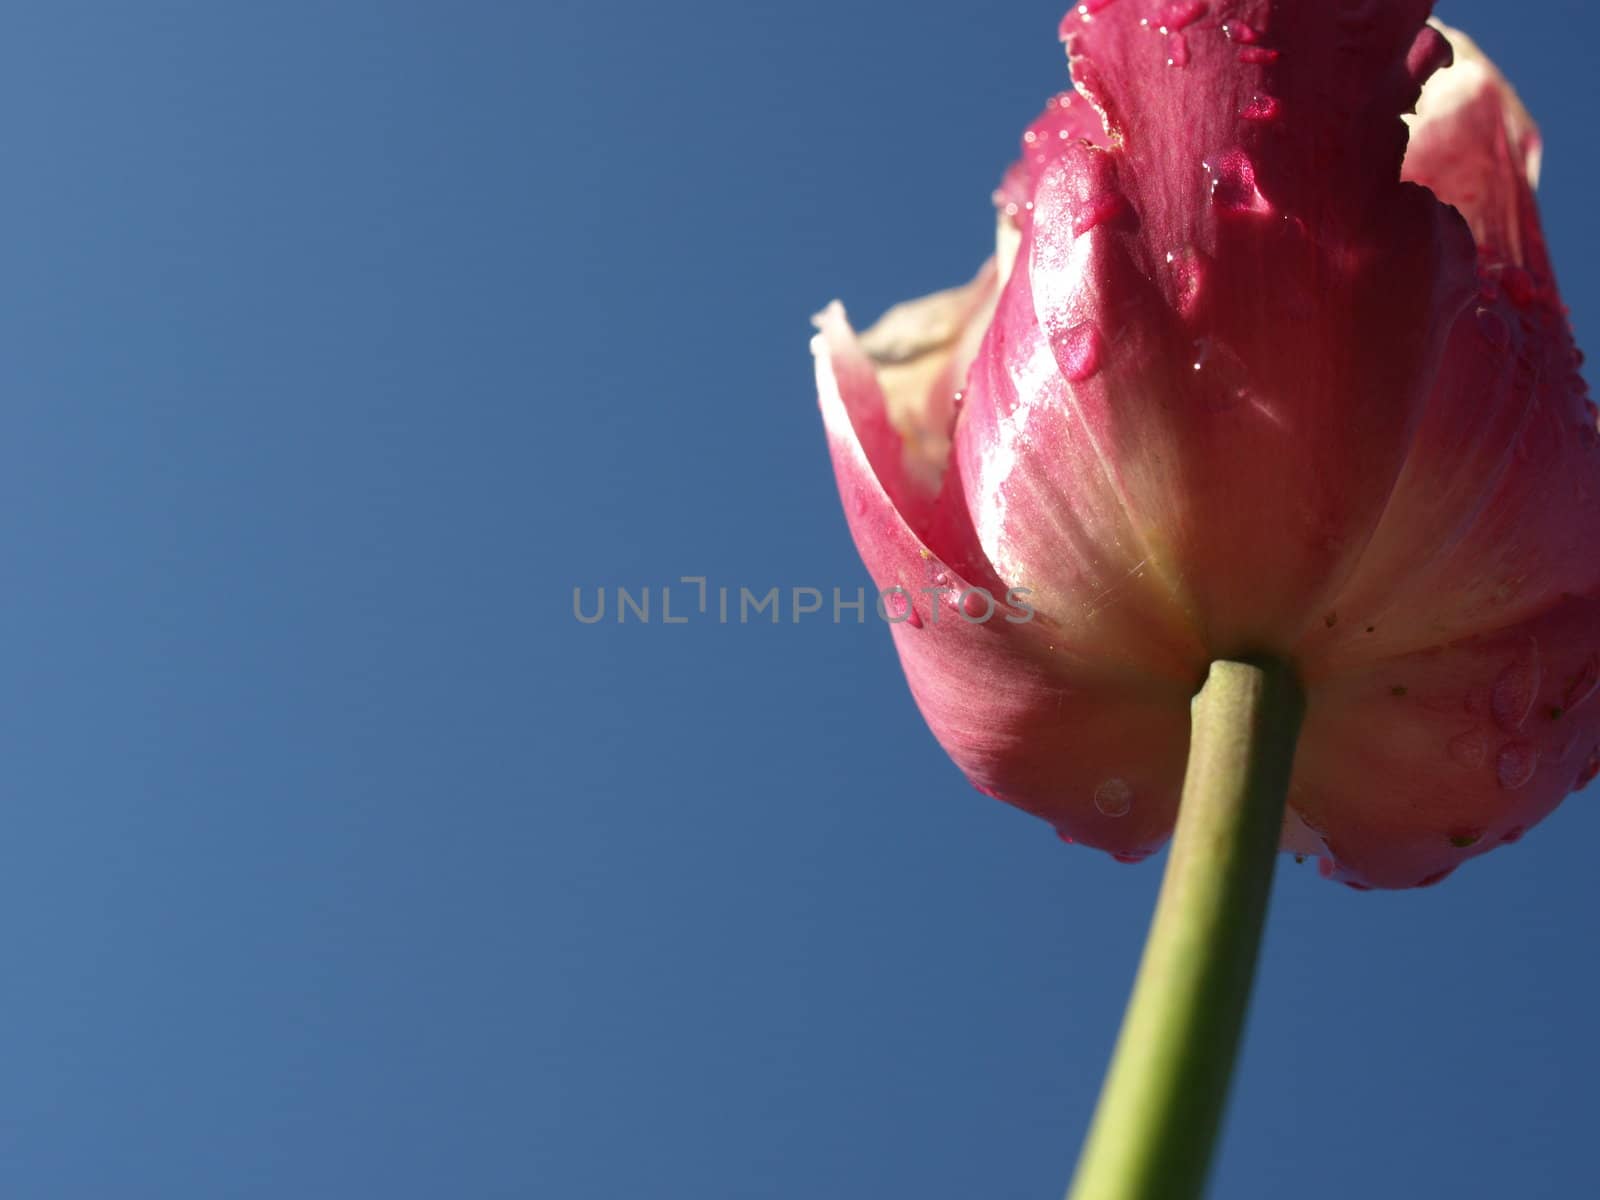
[4,2,1598,1196]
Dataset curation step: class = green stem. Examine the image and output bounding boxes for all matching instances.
[1066,659,1305,1200]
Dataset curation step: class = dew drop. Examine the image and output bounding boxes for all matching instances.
[1158,0,1207,30]
[1072,191,1129,235]
[1500,825,1526,845]
[1239,94,1281,121]
[1502,266,1538,308]
[1490,652,1541,732]
[1414,866,1456,888]
[1448,829,1483,849]
[1203,151,1270,214]
[1164,247,1206,318]
[1446,729,1488,769]
[960,588,993,620]
[1094,777,1133,816]
[1056,320,1105,382]
[1165,32,1190,67]
[1237,46,1280,64]
[1475,307,1510,348]
[1495,740,1539,790]
[1223,20,1261,43]
[1112,850,1149,864]
[886,589,921,627]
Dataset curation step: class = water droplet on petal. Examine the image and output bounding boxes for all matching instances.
[1447,729,1488,769]
[1500,825,1526,845]
[1448,829,1483,848]
[1414,866,1456,888]
[1495,741,1539,789]
[1159,0,1207,30]
[1165,33,1190,67]
[1203,151,1270,214]
[1475,307,1510,348]
[1223,20,1261,43]
[1239,94,1281,121]
[1111,850,1149,864]
[1164,247,1207,318]
[1072,191,1129,235]
[1094,777,1133,816]
[1056,320,1105,382]
[886,589,922,628]
[1490,651,1541,733]
[1237,45,1280,64]
[1502,266,1538,308]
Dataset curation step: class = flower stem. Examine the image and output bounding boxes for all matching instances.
[1066,659,1305,1200]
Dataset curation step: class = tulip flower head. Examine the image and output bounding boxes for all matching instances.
[812,2,1600,889]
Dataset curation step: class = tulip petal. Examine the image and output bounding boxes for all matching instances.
[956,196,1208,682]
[1292,595,1600,888]
[1013,0,1479,652]
[814,304,1192,856]
[1403,22,1547,275]
[1295,283,1599,673]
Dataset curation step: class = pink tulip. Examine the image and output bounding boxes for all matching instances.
[812,4,1600,890]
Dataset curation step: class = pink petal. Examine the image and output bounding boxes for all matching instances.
[1402,22,1547,275]
[975,0,1481,653]
[1292,595,1600,889]
[813,303,1192,856]
[993,89,1109,230]
[1295,279,1599,674]
[955,196,1208,682]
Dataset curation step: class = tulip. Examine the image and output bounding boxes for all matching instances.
[810,4,1598,1196]
[813,8,1597,890]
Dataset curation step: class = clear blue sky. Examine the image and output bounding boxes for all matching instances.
[3,2,1597,1197]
